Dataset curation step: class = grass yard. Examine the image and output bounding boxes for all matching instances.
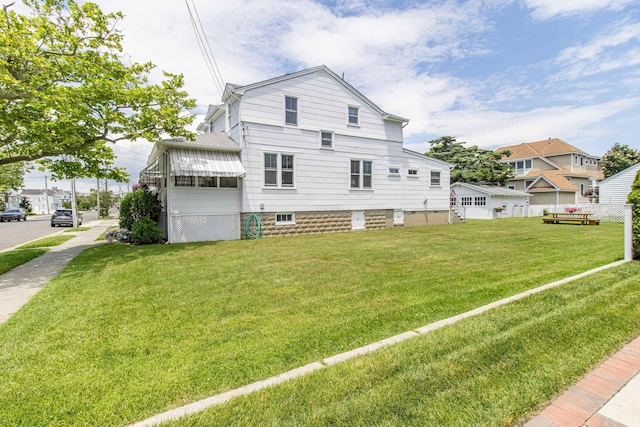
[64,227,91,233]
[0,218,631,426]
[168,262,640,427]
[16,235,74,249]
[0,249,48,275]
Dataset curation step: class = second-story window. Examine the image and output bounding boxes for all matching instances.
[285,96,298,126]
[348,106,359,125]
[281,155,294,187]
[321,131,333,148]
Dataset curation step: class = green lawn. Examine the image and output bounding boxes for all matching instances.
[169,263,640,427]
[0,218,629,426]
[0,249,48,275]
[16,235,74,249]
[64,227,91,233]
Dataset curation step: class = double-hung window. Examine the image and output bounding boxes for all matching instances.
[430,171,441,186]
[264,153,294,188]
[321,131,333,148]
[281,155,294,187]
[348,106,359,125]
[351,160,372,189]
[265,153,278,187]
[285,96,298,126]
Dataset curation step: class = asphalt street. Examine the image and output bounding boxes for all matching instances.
[0,211,98,251]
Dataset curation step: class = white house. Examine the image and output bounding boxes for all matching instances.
[140,65,454,243]
[450,182,532,219]
[598,163,640,204]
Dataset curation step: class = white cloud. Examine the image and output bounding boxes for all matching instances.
[417,97,639,149]
[524,0,634,20]
[555,22,640,79]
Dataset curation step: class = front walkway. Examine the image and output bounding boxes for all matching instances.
[524,336,640,427]
[0,219,118,324]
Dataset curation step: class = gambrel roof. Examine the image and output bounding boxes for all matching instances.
[222,65,410,124]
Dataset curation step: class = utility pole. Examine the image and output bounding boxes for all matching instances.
[104,178,108,216]
[44,175,50,215]
[96,178,100,219]
[71,178,78,228]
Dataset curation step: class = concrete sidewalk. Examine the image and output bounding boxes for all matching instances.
[0,219,118,324]
[524,335,640,427]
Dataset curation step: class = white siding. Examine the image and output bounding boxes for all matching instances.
[239,70,404,143]
[599,163,640,204]
[168,186,240,215]
[452,185,530,219]
[240,123,449,213]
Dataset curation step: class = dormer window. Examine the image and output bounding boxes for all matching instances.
[285,96,298,126]
[348,106,359,125]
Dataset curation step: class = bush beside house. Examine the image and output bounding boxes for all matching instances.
[116,185,163,245]
[627,170,640,258]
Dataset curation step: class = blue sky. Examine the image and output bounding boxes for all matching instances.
[18,0,640,192]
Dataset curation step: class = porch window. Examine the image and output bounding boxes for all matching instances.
[198,176,217,187]
[220,177,238,188]
[175,176,196,187]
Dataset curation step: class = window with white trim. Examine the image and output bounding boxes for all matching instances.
[275,213,295,225]
[285,96,298,126]
[348,106,359,125]
[351,160,372,189]
[264,153,294,188]
[461,196,472,206]
[525,159,532,168]
[220,177,238,188]
[388,167,400,175]
[264,153,278,187]
[408,169,418,176]
[474,196,486,206]
[430,171,441,186]
[320,131,333,148]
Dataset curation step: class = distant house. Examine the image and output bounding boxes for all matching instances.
[496,138,603,205]
[140,65,454,243]
[451,182,531,219]
[20,188,72,214]
[599,163,640,204]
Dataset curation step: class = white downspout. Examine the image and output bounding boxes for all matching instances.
[164,152,172,243]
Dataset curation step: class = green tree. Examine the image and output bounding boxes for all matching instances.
[426,136,513,185]
[0,0,196,181]
[0,162,30,207]
[119,185,162,232]
[601,143,640,178]
[19,196,32,212]
[77,188,115,217]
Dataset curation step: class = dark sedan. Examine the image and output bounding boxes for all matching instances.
[0,208,27,222]
[51,209,82,227]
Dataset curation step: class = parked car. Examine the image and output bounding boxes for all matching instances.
[0,208,27,222]
[51,209,82,227]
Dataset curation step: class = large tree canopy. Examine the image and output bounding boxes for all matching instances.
[426,136,513,186]
[1,0,196,180]
[600,143,640,178]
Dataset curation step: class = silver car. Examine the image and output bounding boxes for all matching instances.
[0,208,27,222]
[51,209,82,227]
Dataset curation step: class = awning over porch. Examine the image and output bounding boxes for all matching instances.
[139,157,162,185]
[169,149,246,177]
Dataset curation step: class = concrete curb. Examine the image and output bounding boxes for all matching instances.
[129,259,630,427]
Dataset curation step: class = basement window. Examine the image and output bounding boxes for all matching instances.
[275,213,295,225]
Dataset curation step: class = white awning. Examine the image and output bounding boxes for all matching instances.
[139,157,161,185]
[169,149,246,177]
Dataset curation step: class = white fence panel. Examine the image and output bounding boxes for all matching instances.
[513,203,625,223]
[170,214,240,243]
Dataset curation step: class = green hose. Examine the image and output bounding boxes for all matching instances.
[245,214,262,239]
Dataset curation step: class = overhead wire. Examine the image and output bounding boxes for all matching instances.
[184,0,241,127]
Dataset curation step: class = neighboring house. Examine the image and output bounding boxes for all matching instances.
[20,189,55,214]
[451,182,531,219]
[20,187,72,214]
[598,162,640,204]
[496,138,603,205]
[140,65,454,243]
